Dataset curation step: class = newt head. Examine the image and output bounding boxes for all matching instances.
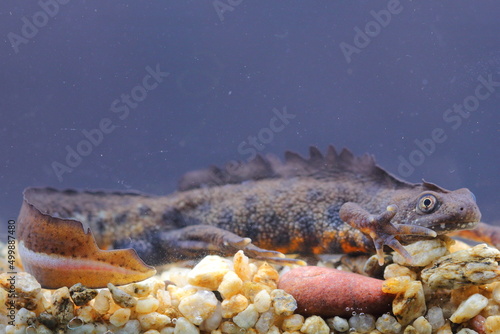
[393,181,481,235]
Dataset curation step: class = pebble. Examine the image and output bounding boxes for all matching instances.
[93,289,112,314]
[178,289,218,325]
[412,316,432,334]
[300,315,330,334]
[219,320,243,334]
[349,314,376,333]
[38,312,57,330]
[122,277,164,298]
[15,308,36,326]
[390,280,426,326]
[0,272,41,311]
[218,271,243,299]
[233,304,259,329]
[253,289,271,313]
[136,297,160,314]
[421,244,500,290]
[243,282,272,302]
[76,305,94,323]
[492,283,500,304]
[174,317,200,334]
[282,314,304,331]
[456,329,479,334]
[393,238,449,267]
[436,322,453,334]
[199,302,222,332]
[253,263,279,290]
[233,251,252,282]
[425,306,445,330]
[327,316,350,332]
[270,289,297,316]
[118,320,142,333]
[384,264,417,280]
[221,294,249,318]
[51,286,75,325]
[375,314,401,334]
[279,266,393,317]
[69,283,98,306]
[469,314,486,333]
[109,308,131,327]
[137,312,171,330]
[255,308,277,333]
[187,255,231,290]
[107,283,137,308]
[450,293,488,323]
[485,315,500,334]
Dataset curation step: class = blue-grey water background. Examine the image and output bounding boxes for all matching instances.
[1,1,499,240]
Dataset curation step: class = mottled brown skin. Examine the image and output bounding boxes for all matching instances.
[21,146,482,267]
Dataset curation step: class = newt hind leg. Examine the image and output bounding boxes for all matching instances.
[339,202,437,265]
[114,225,305,266]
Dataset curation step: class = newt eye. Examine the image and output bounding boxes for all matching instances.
[417,194,438,214]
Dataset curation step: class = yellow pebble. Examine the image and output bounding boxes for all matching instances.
[485,315,500,334]
[136,297,160,314]
[218,271,243,299]
[221,294,249,318]
[109,308,131,327]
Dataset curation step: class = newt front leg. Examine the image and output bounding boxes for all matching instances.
[117,225,306,266]
[339,203,437,265]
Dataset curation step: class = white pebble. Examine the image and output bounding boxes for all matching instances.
[187,255,230,290]
[233,304,259,329]
[199,302,222,332]
[253,289,271,313]
[109,308,131,327]
[413,316,432,334]
[393,239,448,267]
[174,317,199,334]
[67,323,95,334]
[136,297,160,314]
[375,314,402,334]
[178,290,218,325]
[301,315,330,334]
[14,308,36,325]
[116,320,141,334]
[327,316,350,332]
[93,289,112,314]
[267,325,280,334]
[255,309,276,334]
[282,314,304,331]
[426,306,445,330]
[349,314,376,333]
[450,293,489,323]
[160,327,175,334]
[137,312,171,331]
[456,329,479,334]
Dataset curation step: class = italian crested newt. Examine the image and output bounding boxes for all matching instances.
[17,146,485,288]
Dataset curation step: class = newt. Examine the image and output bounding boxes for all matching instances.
[17,146,485,288]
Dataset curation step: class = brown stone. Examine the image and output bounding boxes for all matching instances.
[278,266,394,317]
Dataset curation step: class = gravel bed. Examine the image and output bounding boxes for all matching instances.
[1,238,500,334]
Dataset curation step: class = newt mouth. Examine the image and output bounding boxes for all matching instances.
[427,220,480,234]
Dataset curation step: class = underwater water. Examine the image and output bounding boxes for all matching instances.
[0,0,499,239]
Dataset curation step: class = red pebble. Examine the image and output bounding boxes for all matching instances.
[278,266,394,317]
[469,314,486,334]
